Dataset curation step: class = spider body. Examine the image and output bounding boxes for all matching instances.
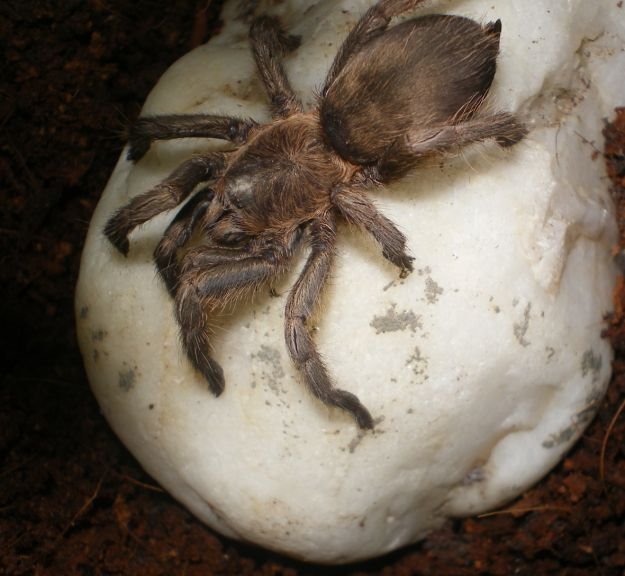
[217,114,351,233]
[104,0,526,430]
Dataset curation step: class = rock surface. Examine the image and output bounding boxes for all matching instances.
[76,0,622,563]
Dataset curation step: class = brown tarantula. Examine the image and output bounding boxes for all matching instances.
[104,0,526,429]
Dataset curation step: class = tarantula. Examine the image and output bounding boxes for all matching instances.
[104,0,526,430]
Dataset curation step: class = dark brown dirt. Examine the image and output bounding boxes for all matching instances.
[1,2,625,574]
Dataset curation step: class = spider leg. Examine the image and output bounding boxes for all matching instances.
[128,115,257,162]
[175,230,301,395]
[322,0,429,96]
[332,185,413,277]
[284,215,374,429]
[249,15,303,118]
[104,152,226,255]
[154,187,215,295]
[376,112,528,181]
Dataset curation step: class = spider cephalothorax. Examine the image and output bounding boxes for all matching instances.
[104,0,526,429]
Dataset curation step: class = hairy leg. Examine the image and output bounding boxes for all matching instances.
[127,115,257,162]
[104,153,226,255]
[154,187,215,295]
[376,112,527,180]
[284,216,374,429]
[332,185,413,277]
[322,0,428,96]
[249,15,302,118]
[175,230,301,395]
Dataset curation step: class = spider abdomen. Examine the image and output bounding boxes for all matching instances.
[321,15,502,165]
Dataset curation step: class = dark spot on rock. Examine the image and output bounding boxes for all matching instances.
[370,303,422,334]
[424,277,443,304]
[513,302,531,347]
[118,368,136,392]
[406,347,429,382]
[542,425,576,448]
[91,328,107,342]
[463,466,487,485]
[252,344,285,395]
[581,349,602,383]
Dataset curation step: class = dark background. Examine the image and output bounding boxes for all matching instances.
[2,1,625,574]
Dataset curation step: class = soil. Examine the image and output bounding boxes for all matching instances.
[2,1,625,574]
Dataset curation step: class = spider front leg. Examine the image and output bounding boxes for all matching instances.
[322,0,428,95]
[104,152,226,255]
[332,184,414,277]
[128,115,257,162]
[249,15,303,118]
[284,216,374,429]
[174,230,301,395]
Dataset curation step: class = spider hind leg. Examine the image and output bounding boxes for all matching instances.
[376,112,527,181]
[284,217,374,429]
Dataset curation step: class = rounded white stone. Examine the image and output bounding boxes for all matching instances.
[76,0,622,563]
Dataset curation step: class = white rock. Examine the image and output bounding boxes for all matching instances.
[76,0,622,563]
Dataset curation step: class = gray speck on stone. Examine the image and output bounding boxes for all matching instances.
[585,386,605,408]
[424,277,443,304]
[370,304,422,334]
[581,349,602,383]
[463,466,487,485]
[252,344,285,393]
[542,388,603,448]
[513,302,532,347]
[406,346,429,382]
[348,432,365,454]
[91,328,107,342]
[118,368,136,392]
[542,425,576,449]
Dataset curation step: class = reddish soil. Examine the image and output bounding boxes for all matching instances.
[1,1,624,574]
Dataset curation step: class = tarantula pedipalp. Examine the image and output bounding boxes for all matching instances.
[104,0,526,430]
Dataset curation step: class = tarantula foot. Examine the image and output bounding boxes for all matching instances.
[103,213,131,256]
[197,355,226,397]
[126,135,151,162]
[354,407,374,430]
[282,32,301,53]
[383,248,414,278]
[485,19,502,37]
[332,389,374,430]
[399,255,415,278]
[269,286,280,298]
